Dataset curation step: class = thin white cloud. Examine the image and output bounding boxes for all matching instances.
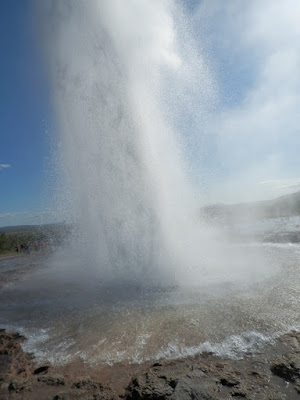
[195,0,300,202]
[0,163,11,171]
[0,211,31,219]
[29,210,56,219]
[0,212,17,219]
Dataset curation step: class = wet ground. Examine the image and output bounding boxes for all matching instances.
[0,240,300,366]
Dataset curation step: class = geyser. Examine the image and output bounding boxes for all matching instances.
[39,0,273,286]
[38,0,211,283]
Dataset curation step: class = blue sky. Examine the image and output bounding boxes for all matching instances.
[0,1,53,227]
[1,0,300,227]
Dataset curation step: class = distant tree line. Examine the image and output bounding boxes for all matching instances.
[0,224,72,255]
[0,232,40,254]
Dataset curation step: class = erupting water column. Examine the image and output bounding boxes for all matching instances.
[40,0,216,285]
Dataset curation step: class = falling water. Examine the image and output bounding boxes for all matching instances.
[38,0,218,284]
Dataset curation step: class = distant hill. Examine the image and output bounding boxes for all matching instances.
[202,191,300,222]
[0,223,67,233]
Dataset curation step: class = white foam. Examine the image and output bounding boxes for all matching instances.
[154,331,275,361]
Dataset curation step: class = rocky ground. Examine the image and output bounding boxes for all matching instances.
[1,328,300,399]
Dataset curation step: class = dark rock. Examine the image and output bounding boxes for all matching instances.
[125,373,174,399]
[72,378,102,390]
[70,378,115,400]
[171,376,221,400]
[220,376,239,387]
[168,379,178,389]
[125,368,224,400]
[38,374,66,386]
[231,392,246,398]
[53,389,114,400]
[271,353,300,382]
[34,364,50,374]
[0,329,34,379]
[8,378,32,392]
[53,393,67,400]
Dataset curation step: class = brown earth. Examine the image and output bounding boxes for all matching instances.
[1,328,300,399]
